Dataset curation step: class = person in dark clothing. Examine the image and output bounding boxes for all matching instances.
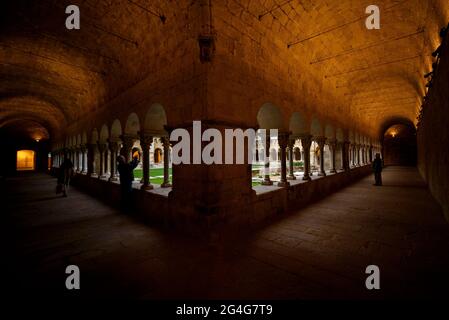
[117,154,139,213]
[57,157,74,197]
[372,153,383,186]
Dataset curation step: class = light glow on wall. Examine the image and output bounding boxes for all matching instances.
[16,150,35,171]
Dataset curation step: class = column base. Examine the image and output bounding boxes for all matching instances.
[261,179,273,186]
[318,172,326,176]
[141,184,154,190]
[330,169,337,173]
[90,173,98,178]
[287,175,296,180]
[98,174,107,179]
[302,175,311,181]
[109,176,118,182]
[82,170,88,175]
[277,181,290,187]
[161,182,172,188]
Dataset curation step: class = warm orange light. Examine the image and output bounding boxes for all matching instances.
[16,150,35,171]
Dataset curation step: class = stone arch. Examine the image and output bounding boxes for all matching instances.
[324,124,335,140]
[336,128,344,142]
[289,111,308,136]
[154,147,163,164]
[144,103,167,135]
[257,103,283,130]
[99,124,109,143]
[310,117,323,137]
[125,113,140,136]
[91,128,99,143]
[111,119,122,140]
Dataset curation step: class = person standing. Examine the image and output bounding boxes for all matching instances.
[117,154,140,213]
[372,153,383,186]
[57,157,74,197]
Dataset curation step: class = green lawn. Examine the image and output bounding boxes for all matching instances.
[134,168,172,179]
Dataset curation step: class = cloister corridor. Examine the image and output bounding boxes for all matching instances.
[3,167,449,299]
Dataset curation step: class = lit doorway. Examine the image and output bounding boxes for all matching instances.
[16,150,35,171]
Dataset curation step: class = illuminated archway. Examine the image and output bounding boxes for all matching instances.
[16,150,35,171]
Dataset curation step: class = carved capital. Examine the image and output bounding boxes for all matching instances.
[300,134,312,150]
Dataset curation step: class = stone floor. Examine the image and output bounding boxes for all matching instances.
[2,166,449,299]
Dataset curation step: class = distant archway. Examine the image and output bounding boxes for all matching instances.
[383,123,417,166]
[16,150,35,171]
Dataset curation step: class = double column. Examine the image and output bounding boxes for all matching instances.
[80,144,87,174]
[261,132,273,185]
[287,139,296,180]
[108,139,120,182]
[140,133,153,190]
[316,136,326,176]
[161,136,172,188]
[328,139,337,174]
[300,134,312,181]
[87,143,98,177]
[277,132,289,187]
[97,142,107,179]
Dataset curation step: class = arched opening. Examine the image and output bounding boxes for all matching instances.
[255,103,284,187]
[383,123,417,166]
[154,148,162,164]
[16,150,35,171]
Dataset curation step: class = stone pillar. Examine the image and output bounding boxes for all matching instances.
[287,139,296,180]
[369,145,373,163]
[328,140,337,173]
[80,145,87,174]
[343,141,350,171]
[161,136,172,188]
[300,135,312,181]
[97,143,107,179]
[277,132,289,187]
[356,144,361,166]
[261,133,273,185]
[87,143,97,177]
[316,137,326,176]
[140,134,153,190]
[120,135,135,162]
[108,140,119,182]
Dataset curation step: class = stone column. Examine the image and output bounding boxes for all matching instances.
[97,143,107,179]
[328,139,337,173]
[120,135,135,162]
[287,139,296,180]
[161,136,172,188]
[343,141,350,171]
[140,134,153,190]
[356,144,361,166]
[87,143,98,177]
[73,147,80,173]
[300,135,312,181]
[277,132,289,187]
[316,137,326,176]
[80,145,87,174]
[108,140,119,182]
[369,145,373,163]
[261,132,273,185]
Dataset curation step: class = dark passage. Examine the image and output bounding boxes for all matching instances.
[2,168,449,299]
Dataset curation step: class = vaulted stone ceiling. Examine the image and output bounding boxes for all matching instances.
[227,0,449,135]
[0,0,194,140]
[1,0,448,141]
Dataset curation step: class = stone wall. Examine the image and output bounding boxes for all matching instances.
[417,35,449,222]
[63,164,372,239]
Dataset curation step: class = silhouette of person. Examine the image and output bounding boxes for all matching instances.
[117,154,139,213]
[372,153,383,186]
[57,156,74,197]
